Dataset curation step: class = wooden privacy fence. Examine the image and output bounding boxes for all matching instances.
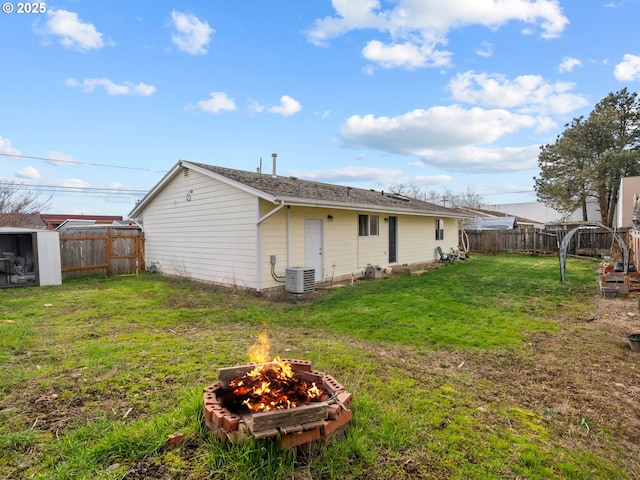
[464,228,559,254]
[464,226,632,258]
[59,227,144,279]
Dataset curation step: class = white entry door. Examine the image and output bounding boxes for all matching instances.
[304,218,324,281]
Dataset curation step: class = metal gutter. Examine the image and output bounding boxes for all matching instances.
[274,197,471,219]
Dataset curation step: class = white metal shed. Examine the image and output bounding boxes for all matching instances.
[0,227,62,287]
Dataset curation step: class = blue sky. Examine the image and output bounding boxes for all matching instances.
[1,0,640,217]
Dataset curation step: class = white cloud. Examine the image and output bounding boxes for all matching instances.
[59,178,93,190]
[447,71,588,115]
[414,145,540,172]
[391,173,454,188]
[412,174,453,185]
[341,105,537,150]
[339,105,545,172]
[614,54,640,82]
[196,92,237,113]
[306,0,387,46]
[306,0,568,69]
[170,11,214,55]
[558,56,582,73]
[0,136,21,155]
[248,100,266,114]
[45,150,79,167]
[287,166,452,190]
[535,116,558,132]
[251,95,302,116]
[16,166,40,180]
[362,39,451,69]
[34,9,104,52]
[65,78,156,96]
[474,41,493,58]
[288,166,404,184]
[267,96,302,116]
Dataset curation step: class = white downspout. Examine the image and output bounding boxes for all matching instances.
[256,201,262,293]
[256,200,286,292]
[287,206,292,266]
[258,200,286,225]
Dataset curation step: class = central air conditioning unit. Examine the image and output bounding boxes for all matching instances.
[285,267,315,294]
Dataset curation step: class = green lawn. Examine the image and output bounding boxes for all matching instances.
[1,253,638,479]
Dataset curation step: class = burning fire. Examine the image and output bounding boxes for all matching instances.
[223,333,324,413]
[247,332,271,364]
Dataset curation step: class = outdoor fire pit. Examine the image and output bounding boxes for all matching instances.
[203,358,353,450]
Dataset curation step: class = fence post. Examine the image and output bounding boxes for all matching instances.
[106,227,112,277]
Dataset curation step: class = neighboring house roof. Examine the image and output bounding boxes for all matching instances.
[40,214,123,226]
[544,220,609,230]
[130,160,470,219]
[0,226,55,234]
[466,216,518,230]
[0,213,47,229]
[456,206,539,228]
[55,219,98,230]
[55,219,142,231]
[482,201,600,224]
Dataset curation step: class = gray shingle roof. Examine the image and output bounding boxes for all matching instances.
[188,162,463,217]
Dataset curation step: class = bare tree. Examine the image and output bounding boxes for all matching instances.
[0,180,50,227]
[387,183,428,201]
[388,184,483,208]
[445,187,484,208]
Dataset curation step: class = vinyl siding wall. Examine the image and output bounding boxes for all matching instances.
[324,210,360,281]
[259,206,362,287]
[258,205,460,288]
[399,215,459,264]
[140,169,259,288]
[258,201,289,289]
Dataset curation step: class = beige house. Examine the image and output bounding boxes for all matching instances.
[129,161,467,292]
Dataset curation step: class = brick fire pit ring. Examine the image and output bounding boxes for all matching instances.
[203,359,353,450]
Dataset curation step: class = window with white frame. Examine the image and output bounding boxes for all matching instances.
[435,218,445,240]
[358,214,380,236]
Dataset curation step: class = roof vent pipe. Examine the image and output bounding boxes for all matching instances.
[272,153,277,177]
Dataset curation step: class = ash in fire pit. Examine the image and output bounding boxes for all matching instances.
[203,335,353,449]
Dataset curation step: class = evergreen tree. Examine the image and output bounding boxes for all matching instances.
[534,88,640,226]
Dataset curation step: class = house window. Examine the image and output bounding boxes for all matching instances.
[435,218,445,241]
[358,215,368,236]
[359,214,380,236]
[370,215,379,236]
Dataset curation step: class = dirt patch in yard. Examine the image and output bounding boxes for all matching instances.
[465,294,640,475]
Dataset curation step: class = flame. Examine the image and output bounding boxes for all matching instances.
[225,356,324,413]
[224,332,324,413]
[247,332,271,364]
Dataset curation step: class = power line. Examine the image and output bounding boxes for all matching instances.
[0,181,148,195]
[1,152,166,173]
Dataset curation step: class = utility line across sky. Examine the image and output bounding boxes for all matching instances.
[1,153,167,173]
